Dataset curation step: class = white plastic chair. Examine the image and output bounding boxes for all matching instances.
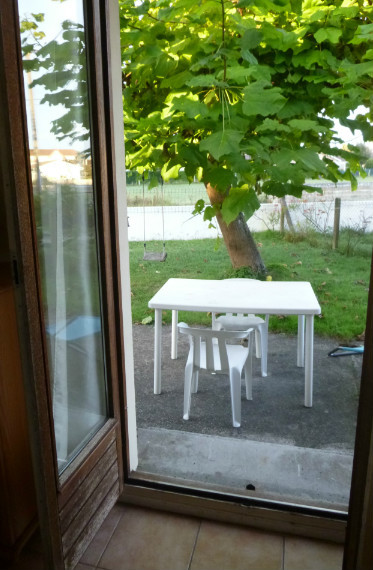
[211,279,269,377]
[177,323,254,428]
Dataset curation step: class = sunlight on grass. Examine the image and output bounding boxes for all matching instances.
[129,231,372,341]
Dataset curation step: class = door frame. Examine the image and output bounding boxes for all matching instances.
[0,1,128,567]
[2,0,373,566]
[343,249,373,568]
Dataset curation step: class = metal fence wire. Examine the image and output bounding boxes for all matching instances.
[126,181,373,241]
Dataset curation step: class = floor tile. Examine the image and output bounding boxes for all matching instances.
[190,520,283,570]
[98,506,200,570]
[80,503,124,567]
[284,536,343,570]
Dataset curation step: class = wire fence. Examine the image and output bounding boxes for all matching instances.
[127,180,373,241]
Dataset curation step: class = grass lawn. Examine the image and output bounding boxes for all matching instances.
[129,230,372,341]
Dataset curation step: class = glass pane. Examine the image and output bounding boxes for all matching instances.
[19,0,108,473]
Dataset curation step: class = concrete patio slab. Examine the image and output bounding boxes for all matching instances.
[132,324,363,509]
[137,427,353,511]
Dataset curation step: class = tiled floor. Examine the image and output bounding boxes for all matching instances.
[10,503,344,570]
[78,503,343,570]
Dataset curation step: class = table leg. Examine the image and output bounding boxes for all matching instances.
[154,308,162,394]
[297,315,305,367]
[171,309,178,359]
[304,315,314,407]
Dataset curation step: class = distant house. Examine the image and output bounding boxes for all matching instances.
[29,149,89,184]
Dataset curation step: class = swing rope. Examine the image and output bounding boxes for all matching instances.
[160,177,166,255]
[142,174,146,250]
[142,174,167,261]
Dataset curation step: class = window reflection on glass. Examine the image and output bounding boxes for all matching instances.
[19,0,108,473]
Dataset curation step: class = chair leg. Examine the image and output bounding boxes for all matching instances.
[244,335,253,400]
[191,370,199,393]
[259,325,268,377]
[183,362,193,420]
[229,367,241,428]
[255,329,261,358]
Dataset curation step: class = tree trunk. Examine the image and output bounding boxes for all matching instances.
[205,183,266,272]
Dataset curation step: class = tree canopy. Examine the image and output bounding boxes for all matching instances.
[120,0,373,225]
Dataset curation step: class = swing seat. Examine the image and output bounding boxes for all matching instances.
[143,250,167,262]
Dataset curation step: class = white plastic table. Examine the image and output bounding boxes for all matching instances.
[148,278,321,407]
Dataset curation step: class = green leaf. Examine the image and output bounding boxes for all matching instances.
[162,94,207,119]
[241,28,263,50]
[256,118,291,133]
[205,167,236,191]
[193,199,205,215]
[225,66,252,82]
[343,169,358,191]
[221,187,260,225]
[288,119,327,133]
[262,181,304,198]
[278,100,314,119]
[199,130,244,161]
[241,49,259,65]
[161,161,182,181]
[187,75,224,88]
[314,28,343,44]
[243,81,287,117]
[142,316,153,325]
[297,149,327,174]
[203,206,215,222]
[160,71,193,88]
[349,23,373,45]
[148,173,159,190]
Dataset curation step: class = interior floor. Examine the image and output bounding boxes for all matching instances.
[10,502,344,570]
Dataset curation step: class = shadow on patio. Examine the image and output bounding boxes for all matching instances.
[132,324,362,511]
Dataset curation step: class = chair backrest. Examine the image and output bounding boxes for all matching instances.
[178,323,252,373]
[221,312,255,318]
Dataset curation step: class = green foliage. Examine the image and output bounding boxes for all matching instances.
[120,0,373,225]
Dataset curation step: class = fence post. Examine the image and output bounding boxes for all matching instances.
[280,197,295,232]
[280,204,285,233]
[332,197,341,250]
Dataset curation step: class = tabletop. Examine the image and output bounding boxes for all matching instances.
[148,278,321,316]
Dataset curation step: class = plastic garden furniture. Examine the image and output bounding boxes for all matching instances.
[177,322,254,428]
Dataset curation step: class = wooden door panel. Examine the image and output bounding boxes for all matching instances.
[59,424,121,568]
[0,1,126,567]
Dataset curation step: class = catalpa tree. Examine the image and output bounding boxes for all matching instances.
[120,0,373,271]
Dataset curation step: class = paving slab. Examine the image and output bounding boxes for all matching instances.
[133,324,362,450]
[132,324,362,508]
